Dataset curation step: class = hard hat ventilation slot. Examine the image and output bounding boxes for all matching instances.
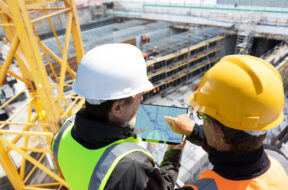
[225,56,264,94]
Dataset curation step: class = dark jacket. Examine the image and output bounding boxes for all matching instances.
[176,124,288,190]
[71,109,183,190]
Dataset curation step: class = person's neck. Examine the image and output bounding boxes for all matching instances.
[208,145,270,180]
[213,142,230,151]
[107,112,125,126]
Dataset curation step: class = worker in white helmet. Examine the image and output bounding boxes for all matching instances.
[165,55,288,190]
[52,43,185,190]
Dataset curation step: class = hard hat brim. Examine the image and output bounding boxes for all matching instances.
[262,111,284,131]
[188,92,196,107]
[187,91,284,131]
[72,79,154,101]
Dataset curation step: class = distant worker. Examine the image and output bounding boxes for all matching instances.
[165,55,288,190]
[152,46,158,56]
[52,43,185,190]
[141,35,150,45]
[239,47,248,55]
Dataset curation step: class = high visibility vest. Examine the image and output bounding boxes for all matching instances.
[181,149,288,190]
[198,153,288,190]
[52,115,154,190]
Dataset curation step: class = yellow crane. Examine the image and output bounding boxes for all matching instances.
[0,0,85,189]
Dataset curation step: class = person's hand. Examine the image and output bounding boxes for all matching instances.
[167,137,186,150]
[164,114,194,136]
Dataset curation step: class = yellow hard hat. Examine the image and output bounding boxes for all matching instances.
[188,55,284,131]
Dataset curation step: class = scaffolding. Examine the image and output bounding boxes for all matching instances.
[141,26,226,99]
[142,27,226,56]
[41,19,227,100]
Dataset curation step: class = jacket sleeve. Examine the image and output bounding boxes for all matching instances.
[186,124,208,151]
[104,149,183,190]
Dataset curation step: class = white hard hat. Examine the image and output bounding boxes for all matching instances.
[72,43,153,104]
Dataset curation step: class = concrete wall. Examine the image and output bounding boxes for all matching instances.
[251,37,282,57]
[0,6,94,38]
[222,34,237,56]
[33,6,92,35]
[217,0,288,8]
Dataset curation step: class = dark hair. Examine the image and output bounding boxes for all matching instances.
[209,117,266,152]
[85,96,133,122]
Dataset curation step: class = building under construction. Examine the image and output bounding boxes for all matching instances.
[42,19,228,100]
[0,0,288,189]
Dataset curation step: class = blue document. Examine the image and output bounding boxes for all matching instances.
[135,104,187,144]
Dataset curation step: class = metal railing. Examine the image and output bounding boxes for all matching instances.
[260,41,288,60]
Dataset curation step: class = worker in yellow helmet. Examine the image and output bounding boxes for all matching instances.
[52,43,185,190]
[165,55,288,190]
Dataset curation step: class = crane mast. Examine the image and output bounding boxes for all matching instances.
[0,0,85,189]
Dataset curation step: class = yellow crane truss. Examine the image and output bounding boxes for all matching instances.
[0,0,85,189]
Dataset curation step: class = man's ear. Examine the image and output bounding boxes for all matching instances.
[110,99,125,118]
[211,121,224,141]
[211,121,230,150]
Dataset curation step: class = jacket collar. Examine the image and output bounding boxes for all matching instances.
[208,145,270,180]
[71,109,139,149]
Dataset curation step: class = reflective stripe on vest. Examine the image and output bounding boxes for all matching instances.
[183,178,218,190]
[89,141,150,190]
[51,116,154,190]
[199,155,288,190]
[52,115,75,162]
[265,149,288,175]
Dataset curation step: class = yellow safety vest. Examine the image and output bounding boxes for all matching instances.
[52,115,154,190]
